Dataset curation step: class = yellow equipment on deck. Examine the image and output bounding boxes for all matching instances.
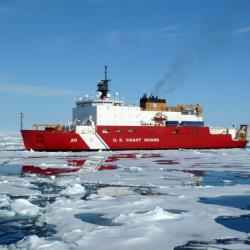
[236,125,249,141]
[33,124,63,131]
[168,104,203,115]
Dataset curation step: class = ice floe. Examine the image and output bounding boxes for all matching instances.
[60,183,86,196]
[10,199,41,218]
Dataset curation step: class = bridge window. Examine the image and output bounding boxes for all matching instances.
[116,129,123,133]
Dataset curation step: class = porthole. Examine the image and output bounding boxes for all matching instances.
[172,130,180,134]
[128,129,136,133]
[102,129,109,134]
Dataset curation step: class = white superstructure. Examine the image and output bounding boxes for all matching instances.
[73,96,204,127]
[73,65,203,127]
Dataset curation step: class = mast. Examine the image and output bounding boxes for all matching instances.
[20,112,24,130]
[105,65,108,81]
[97,65,110,99]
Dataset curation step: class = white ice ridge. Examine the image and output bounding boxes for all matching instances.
[0,199,41,219]
[113,206,182,224]
[60,183,86,196]
[11,199,41,217]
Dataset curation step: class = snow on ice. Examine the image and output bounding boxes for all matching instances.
[0,133,250,249]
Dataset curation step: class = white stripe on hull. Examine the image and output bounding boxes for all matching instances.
[96,132,110,149]
[78,133,109,150]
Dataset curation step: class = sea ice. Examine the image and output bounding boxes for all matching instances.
[60,183,86,196]
[0,210,16,218]
[0,133,250,249]
[114,206,182,224]
[97,186,136,197]
[10,199,41,217]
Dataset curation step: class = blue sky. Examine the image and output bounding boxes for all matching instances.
[0,0,250,131]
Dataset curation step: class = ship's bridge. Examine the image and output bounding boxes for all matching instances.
[72,66,204,127]
[73,66,127,125]
[73,96,125,125]
[75,98,123,108]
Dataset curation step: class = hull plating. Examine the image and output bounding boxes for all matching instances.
[21,126,248,151]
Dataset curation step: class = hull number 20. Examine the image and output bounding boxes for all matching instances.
[70,138,78,143]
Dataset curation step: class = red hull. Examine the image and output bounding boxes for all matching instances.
[21,130,89,151]
[21,126,248,151]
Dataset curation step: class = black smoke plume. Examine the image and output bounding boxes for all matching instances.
[153,55,185,96]
[152,1,250,96]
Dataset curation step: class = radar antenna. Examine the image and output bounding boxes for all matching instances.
[97,65,110,99]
